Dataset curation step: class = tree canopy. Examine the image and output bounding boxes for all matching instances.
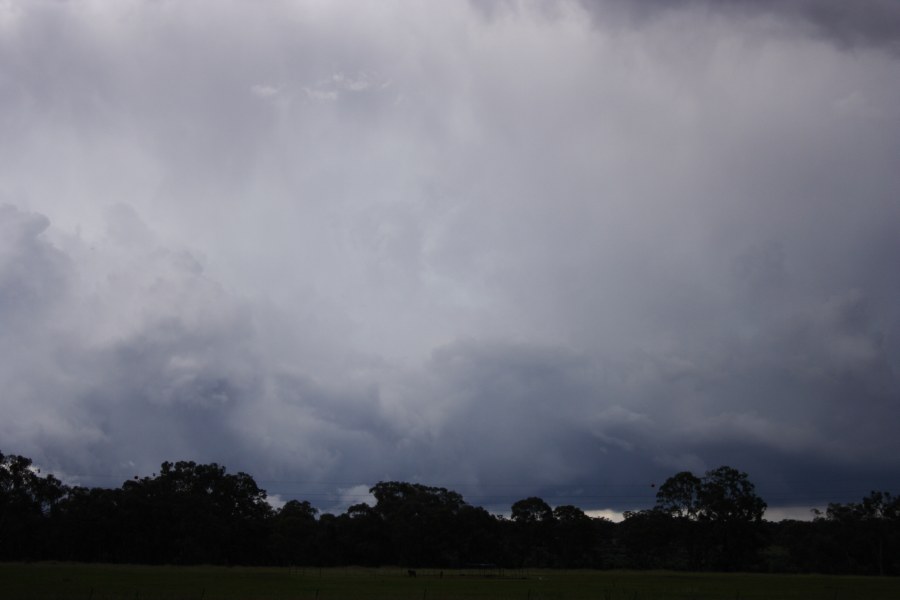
[655,466,766,523]
[1,450,895,574]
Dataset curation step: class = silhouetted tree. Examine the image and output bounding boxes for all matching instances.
[552,504,595,566]
[815,490,900,575]
[698,466,766,523]
[655,471,702,519]
[511,497,554,524]
[51,486,124,562]
[12,450,900,574]
[0,452,66,559]
[116,461,273,564]
[369,481,471,566]
[617,509,683,569]
[509,497,555,566]
[653,466,767,570]
[270,500,318,565]
[455,504,502,564]
[341,502,388,565]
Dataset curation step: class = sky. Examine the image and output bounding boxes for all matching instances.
[1,0,899,520]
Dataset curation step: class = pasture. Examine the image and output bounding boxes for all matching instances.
[2,563,899,600]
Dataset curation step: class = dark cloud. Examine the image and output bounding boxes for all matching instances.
[1,195,899,512]
[1,1,899,516]
[577,0,900,53]
[796,0,900,52]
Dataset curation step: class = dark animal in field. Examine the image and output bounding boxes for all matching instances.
[407,569,417,577]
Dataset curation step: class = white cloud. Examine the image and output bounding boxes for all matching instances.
[251,84,280,98]
[303,87,338,102]
[332,72,372,92]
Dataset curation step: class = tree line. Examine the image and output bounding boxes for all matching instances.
[1,451,898,574]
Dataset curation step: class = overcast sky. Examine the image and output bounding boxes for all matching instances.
[2,0,899,519]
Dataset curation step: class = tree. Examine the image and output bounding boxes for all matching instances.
[552,505,596,567]
[340,502,386,565]
[509,497,555,566]
[816,491,900,575]
[51,485,124,562]
[655,471,702,519]
[653,466,767,570]
[117,460,273,564]
[698,466,766,523]
[0,452,67,560]
[698,466,767,570]
[270,500,319,565]
[656,466,766,523]
[617,509,684,569]
[511,497,553,524]
[369,481,471,566]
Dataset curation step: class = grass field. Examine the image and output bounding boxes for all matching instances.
[2,564,899,600]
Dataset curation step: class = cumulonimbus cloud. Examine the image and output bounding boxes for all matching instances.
[1,0,899,513]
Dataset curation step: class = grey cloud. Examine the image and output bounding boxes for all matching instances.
[2,0,899,514]
[0,203,442,498]
[797,0,900,51]
[0,206,70,327]
[746,0,900,52]
[577,0,900,53]
[0,205,257,473]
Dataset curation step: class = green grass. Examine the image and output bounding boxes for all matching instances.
[1,564,898,600]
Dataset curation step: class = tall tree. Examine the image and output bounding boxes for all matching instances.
[552,505,596,567]
[698,466,766,523]
[510,497,555,566]
[270,500,319,565]
[117,461,273,564]
[0,452,66,559]
[654,466,767,570]
[655,471,702,519]
[370,481,470,566]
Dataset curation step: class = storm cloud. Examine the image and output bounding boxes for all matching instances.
[579,0,900,52]
[1,0,899,516]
